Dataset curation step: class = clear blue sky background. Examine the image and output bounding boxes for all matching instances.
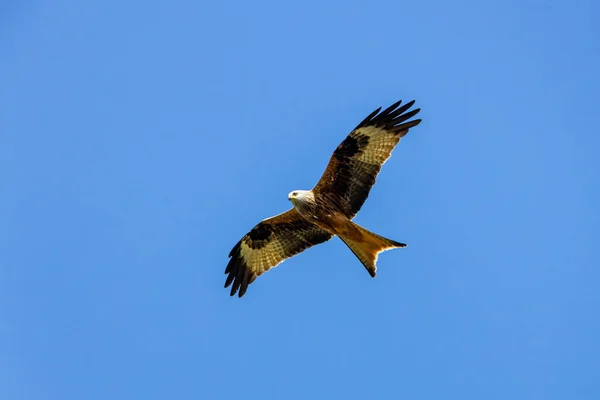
[2,0,599,399]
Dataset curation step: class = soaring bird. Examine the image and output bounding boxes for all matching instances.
[224,100,421,297]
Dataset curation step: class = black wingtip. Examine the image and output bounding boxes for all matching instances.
[358,106,382,127]
[224,242,252,298]
[379,100,403,116]
[357,99,421,132]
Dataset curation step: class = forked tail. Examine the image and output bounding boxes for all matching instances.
[338,221,406,277]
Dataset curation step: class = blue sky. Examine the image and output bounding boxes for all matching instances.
[2,0,599,399]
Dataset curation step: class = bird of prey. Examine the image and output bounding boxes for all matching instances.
[224,99,421,297]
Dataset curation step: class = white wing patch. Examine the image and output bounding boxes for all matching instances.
[352,126,402,166]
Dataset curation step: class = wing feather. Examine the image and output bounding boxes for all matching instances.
[224,209,333,297]
[313,100,421,219]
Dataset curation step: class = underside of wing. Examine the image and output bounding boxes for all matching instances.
[313,100,422,219]
[224,209,333,297]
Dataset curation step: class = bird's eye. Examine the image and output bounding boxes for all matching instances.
[293,192,297,196]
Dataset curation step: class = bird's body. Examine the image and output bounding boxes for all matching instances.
[225,99,422,297]
[288,190,378,241]
[288,190,342,233]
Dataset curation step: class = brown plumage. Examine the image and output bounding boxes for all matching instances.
[225,99,422,297]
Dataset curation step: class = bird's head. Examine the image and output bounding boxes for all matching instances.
[288,190,310,205]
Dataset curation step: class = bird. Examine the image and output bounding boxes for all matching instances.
[224,99,422,297]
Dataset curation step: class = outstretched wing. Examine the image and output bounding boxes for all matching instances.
[313,100,421,219]
[225,209,333,297]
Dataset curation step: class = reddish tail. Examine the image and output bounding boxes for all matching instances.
[338,220,406,277]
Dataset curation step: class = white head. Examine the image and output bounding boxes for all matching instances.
[288,190,311,205]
